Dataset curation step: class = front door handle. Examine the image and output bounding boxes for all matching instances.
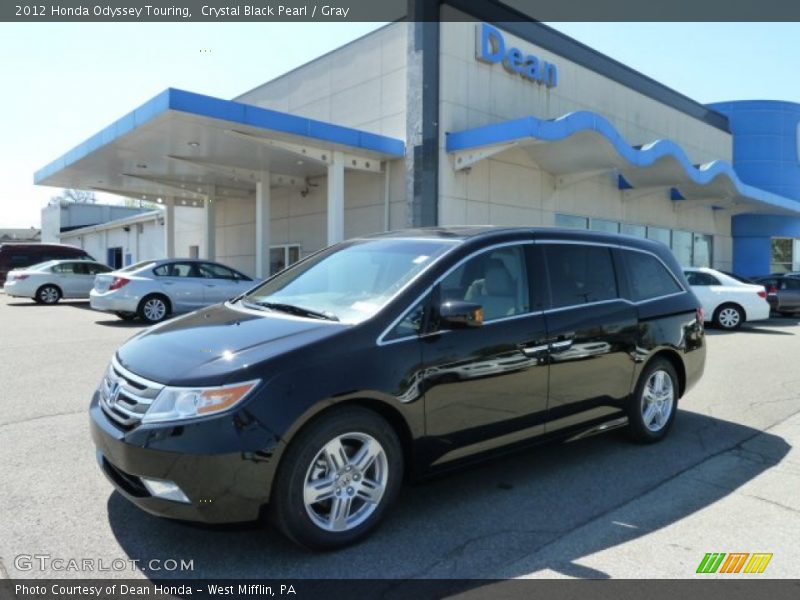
[521,344,549,357]
[550,340,574,351]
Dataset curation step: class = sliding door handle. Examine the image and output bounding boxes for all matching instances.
[521,344,549,357]
[550,340,573,351]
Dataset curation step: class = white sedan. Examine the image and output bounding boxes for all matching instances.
[90,258,259,323]
[3,259,112,304]
[683,267,770,330]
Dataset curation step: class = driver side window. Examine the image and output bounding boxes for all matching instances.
[438,246,530,322]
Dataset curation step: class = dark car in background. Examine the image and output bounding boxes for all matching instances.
[90,227,706,550]
[0,243,94,284]
[752,273,800,315]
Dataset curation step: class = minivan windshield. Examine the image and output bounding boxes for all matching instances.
[242,238,458,324]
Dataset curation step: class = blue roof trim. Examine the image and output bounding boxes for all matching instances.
[446,111,800,215]
[35,88,405,184]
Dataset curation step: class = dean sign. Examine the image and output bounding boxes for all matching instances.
[476,23,558,88]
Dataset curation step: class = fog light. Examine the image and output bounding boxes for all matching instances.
[140,477,190,504]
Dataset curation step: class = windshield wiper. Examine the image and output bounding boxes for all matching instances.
[246,300,339,322]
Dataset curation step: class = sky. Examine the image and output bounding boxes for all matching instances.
[1,21,799,228]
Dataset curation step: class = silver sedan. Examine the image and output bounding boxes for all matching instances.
[89,259,260,323]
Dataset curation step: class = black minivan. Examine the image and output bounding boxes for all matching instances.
[90,227,705,549]
[0,242,94,284]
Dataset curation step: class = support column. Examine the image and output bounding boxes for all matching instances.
[327,151,345,245]
[255,171,271,278]
[164,199,175,258]
[204,194,216,261]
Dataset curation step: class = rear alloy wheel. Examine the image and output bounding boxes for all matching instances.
[627,358,678,443]
[714,304,743,330]
[137,295,169,324]
[37,285,61,305]
[271,407,403,550]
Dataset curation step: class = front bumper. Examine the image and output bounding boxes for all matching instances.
[90,390,281,523]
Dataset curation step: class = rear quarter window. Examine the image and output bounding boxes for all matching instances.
[625,250,683,301]
[544,244,618,308]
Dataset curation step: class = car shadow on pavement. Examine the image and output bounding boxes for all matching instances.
[706,326,794,336]
[106,411,789,583]
[93,318,147,328]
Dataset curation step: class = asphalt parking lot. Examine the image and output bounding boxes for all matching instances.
[1,293,799,581]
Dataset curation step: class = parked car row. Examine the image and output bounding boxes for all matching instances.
[2,243,260,323]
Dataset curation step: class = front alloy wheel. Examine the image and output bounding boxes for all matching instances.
[303,433,388,532]
[272,407,403,550]
[627,358,678,443]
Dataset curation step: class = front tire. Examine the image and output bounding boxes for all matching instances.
[36,285,61,305]
[271,407,403,551]
[627,358,679,444]
[713,303,743,330]
[137,294,170,323]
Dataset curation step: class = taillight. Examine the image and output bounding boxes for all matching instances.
[697,307,706,324]
[109,277,130,291]
[768,285,778,294]
[12,274,28,280]
[757,290,767,299]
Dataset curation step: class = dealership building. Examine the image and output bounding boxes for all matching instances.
[35,5,800,277]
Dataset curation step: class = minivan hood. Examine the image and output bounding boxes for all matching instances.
[116,302,347,385]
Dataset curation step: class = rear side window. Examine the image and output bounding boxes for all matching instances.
[153,262,197,277]
[51,262,78,274]
[684,271,720,286]
[545,244,618,308]
[625,251,683,301]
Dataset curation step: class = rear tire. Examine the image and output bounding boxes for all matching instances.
[713,303,743,330]
[627,358,679,444]
[271,407,403,551]
[36,285,61,305]
[137,294,170,323]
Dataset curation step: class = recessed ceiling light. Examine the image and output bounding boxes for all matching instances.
[157,198,163,203]
[187,141,200,148]
[297,160,304,165]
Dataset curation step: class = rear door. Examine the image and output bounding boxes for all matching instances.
[684,270,721,316]
[541,242,638,433]
[151,262,207,311]
[50,262,83,297]
[777,277,800,312]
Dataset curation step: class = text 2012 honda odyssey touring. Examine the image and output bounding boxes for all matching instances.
[90,227,705,550]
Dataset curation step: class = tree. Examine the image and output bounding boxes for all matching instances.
[49,189,97,206]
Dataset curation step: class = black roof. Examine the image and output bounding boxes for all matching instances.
[368,226,668,252]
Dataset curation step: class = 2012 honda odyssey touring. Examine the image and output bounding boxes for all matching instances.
[90,227,706,550]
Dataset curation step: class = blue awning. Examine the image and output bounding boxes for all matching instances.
[446,111,800,216]
[35,88,405,203]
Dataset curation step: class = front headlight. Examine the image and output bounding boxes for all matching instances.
[141,380,260,424]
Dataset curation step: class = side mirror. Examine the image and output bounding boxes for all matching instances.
[439,300,484,329]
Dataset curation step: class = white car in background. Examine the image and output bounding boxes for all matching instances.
[89,258,259,323]
[683,267,770,330]
[3,259,112,304]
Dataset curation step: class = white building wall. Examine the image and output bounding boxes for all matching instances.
[437,19,736,270]
[235,23,408,139]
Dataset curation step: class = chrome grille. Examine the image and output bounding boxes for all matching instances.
[99,357,164,427]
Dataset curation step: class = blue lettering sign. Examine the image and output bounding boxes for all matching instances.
[476,23,558,88]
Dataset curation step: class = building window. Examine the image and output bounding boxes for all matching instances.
[589,219,619,234]
[621,223,646,238]
[646,227,671,247]
[270,245,301,275]
[692,234,713,268]
[671,230,693,267]
[189,245,199,259]
[555,214,588,230]
[771,238,794,273]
